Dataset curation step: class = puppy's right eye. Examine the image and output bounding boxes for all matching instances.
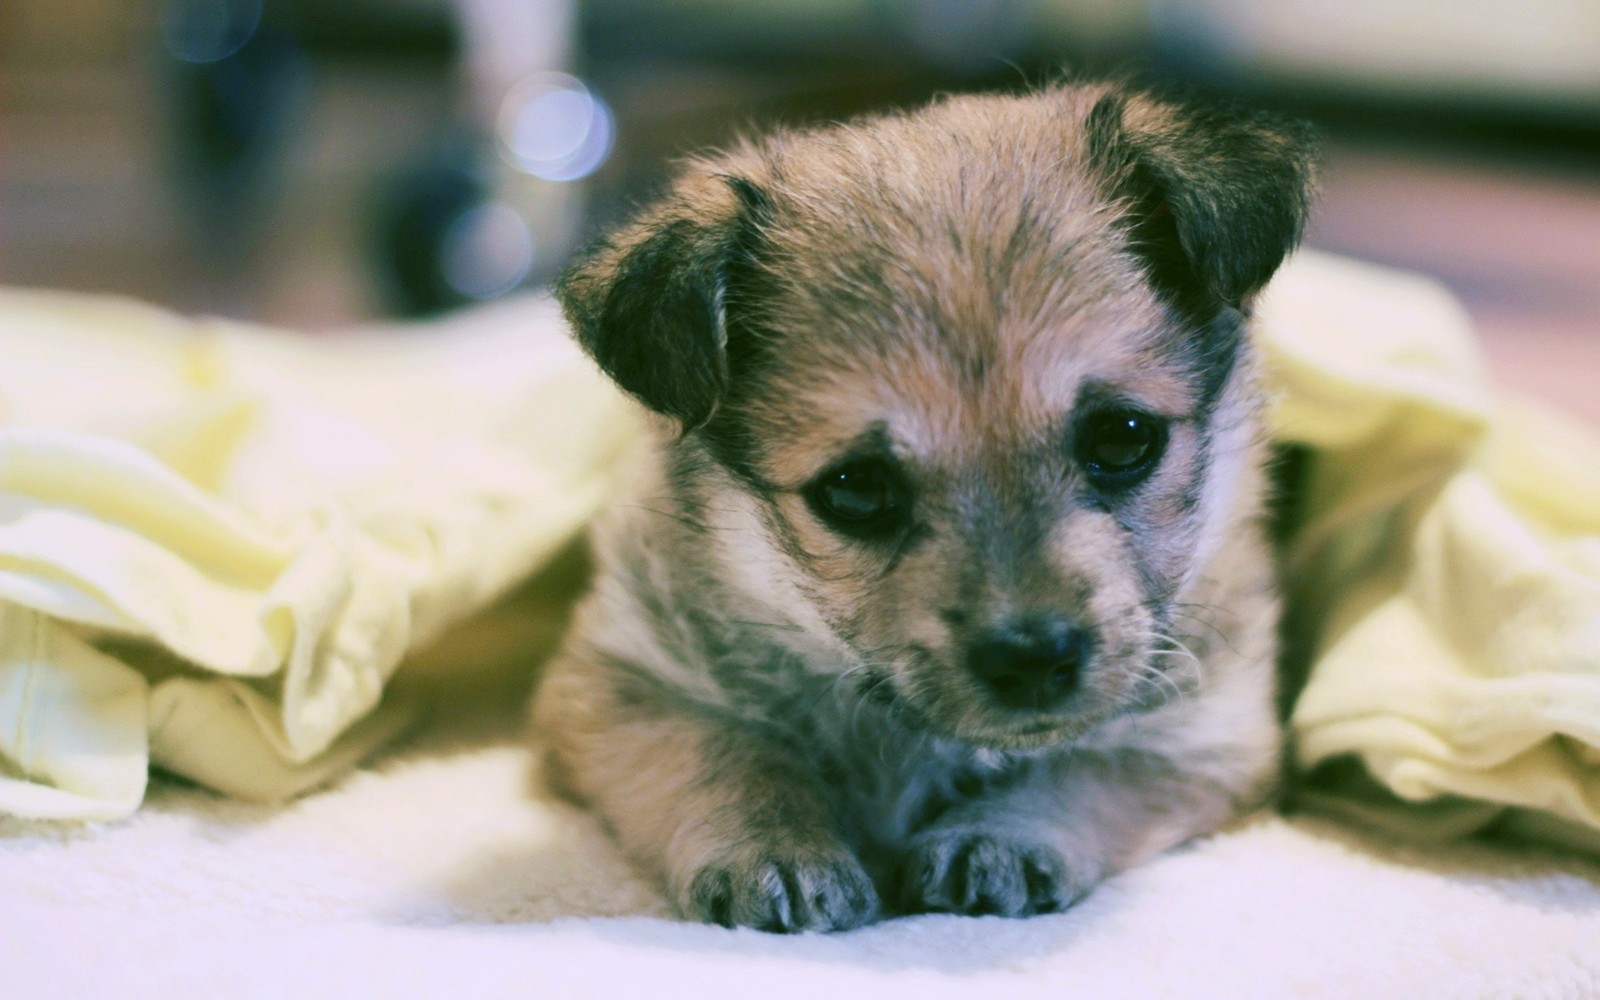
[804,458,908,538]
[1074,407,1168,488]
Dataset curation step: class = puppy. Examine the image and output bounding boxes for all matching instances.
[533,81,1316,931]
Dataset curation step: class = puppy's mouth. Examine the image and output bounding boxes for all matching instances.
[960,712,1106,751]
[852,651,1112,750]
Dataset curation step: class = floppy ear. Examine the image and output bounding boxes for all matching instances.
[556,170,769,429]
[1086,90,1318,318]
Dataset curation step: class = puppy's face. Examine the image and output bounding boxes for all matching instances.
[724,274,1247,750]
[561,85,1314,748]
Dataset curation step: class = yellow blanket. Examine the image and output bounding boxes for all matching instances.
[2,253,1596,855]
[0,292,638,819]
[1260,255,1600,854]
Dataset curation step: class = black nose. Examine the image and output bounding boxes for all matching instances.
[966,619,1093,711]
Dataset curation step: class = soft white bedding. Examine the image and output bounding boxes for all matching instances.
[5,675,1599,1000]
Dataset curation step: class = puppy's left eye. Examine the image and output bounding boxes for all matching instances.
[805,458,908,538]
[1075,408,1168,483]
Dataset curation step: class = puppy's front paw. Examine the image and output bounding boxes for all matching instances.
[683,847,879,933]
[896,831,1088,917]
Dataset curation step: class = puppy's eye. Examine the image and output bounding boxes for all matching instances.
[1075,409,1167,483]
[805,458,908,537]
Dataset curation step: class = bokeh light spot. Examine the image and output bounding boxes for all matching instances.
[497,73,615,182]
[441,202,536,301]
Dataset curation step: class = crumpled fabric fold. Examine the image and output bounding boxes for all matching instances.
[1261,253,1600,855]
[0,291,638,819]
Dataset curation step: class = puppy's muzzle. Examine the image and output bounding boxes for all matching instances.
[966,618,1095,712]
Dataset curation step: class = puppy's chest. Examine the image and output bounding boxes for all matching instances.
[758,681,1021,852]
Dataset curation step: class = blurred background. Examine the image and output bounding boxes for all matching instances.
[1,0,1596,420]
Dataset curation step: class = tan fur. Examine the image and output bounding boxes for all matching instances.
[532,82,1316,931]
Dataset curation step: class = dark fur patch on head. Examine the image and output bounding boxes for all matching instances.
[1086,90,1318,320]
[556,174,772,429]
[1179,307,1249,420]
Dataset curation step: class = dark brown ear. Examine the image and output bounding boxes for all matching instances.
[1086,89,1318,319]
[556,170,769,429]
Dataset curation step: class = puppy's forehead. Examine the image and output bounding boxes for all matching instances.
[761,324,1191,476]
[737,98,1196,476]
[756,102,1126,347]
